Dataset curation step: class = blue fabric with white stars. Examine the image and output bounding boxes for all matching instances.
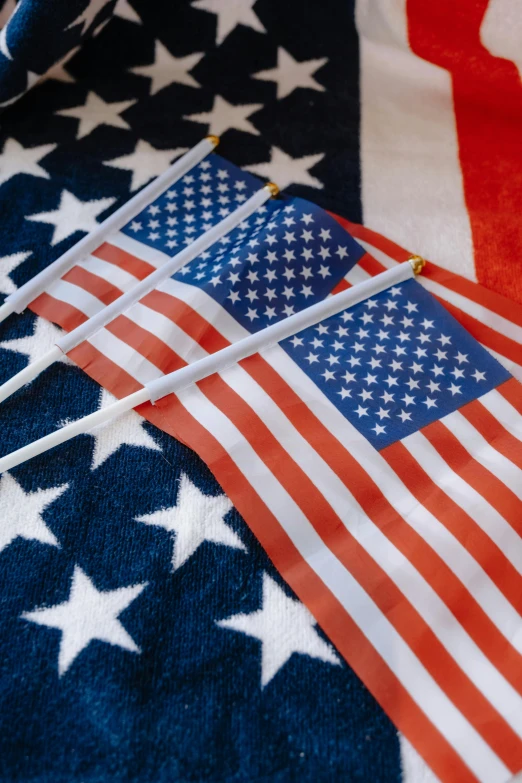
[120,153,262,253]
[172,195,364,332]
[0,0,407,780]
[283,278,510,449]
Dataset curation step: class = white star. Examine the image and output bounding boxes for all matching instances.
[437,334,452,346]
[113,0,142,23]
[0,251,30,295]
[22,567,146,675]
[448,383,462,396]
[245,146,324,190]
[104,140,187,191]
[26,190,116,245]
[0,317,66,364]
[56,92,136,139]
[422,397,437,409]
[0,474,67,553]
[41,47,79,84]
[90,388,161,469]
[354,405,368,418]
[136,473,244,570]
[397,410,412,423]
[253,47,327,99]
[67,0,112,34]
[372,424,386,436]
[192,0,265,45]
[130,41,204,94]
[184,95,262,136]
[472,370,486,381]
[455,351,469,365]
[0,139,56,187]
[217,573,339,686]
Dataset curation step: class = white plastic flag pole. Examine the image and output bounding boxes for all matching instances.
[0,262,419,473]
[0,135,220,325]
[0,181,279,404]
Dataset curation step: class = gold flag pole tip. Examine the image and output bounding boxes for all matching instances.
[409,254,426,276]
[264,182,280,198]
[206,135,220,147]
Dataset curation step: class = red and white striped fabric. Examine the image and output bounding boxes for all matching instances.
[356,0,522,304]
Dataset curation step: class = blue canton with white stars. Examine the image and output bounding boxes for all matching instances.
[283,278,510,449]
[120,153,262,254]
[172,196,365,332]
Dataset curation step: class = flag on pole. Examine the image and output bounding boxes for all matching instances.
[142,269,522,783]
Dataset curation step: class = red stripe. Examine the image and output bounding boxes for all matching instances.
[499,377,522,416]
[92,242,155,281]
[105,316,186,375]
[423,420,522,536]
[29,292,88,332]
[382,439,522,612]
[140,289,229,354]
[461,399,522,472]
[155,392,478,783]
[195,371,522,769]
[358,253,387,276]
[67,341,143,398]
[331,277,350,294]
[61,266,122,306]
[407,1,522,304]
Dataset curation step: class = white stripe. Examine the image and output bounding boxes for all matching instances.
[357,239,396,269]
[45,279,104,318]
[176,383,505,782]
[219,362,522,732]
[442,410,522,500]
[355,0,475,278]
[86,329,162,386]
[481,388,522,442]
[345,265,371,286]
[158,278,249,342]
[124,302,207,364]
[263,344,522,648]
[485,346,522,382]
[420,276,522,347]
[77,255,138,292]
[402,430,522,577]
[107,232,171,269]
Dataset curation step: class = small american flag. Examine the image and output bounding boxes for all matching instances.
[145,270,522,783]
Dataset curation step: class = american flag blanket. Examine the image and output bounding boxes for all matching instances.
[1,2,522,783]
